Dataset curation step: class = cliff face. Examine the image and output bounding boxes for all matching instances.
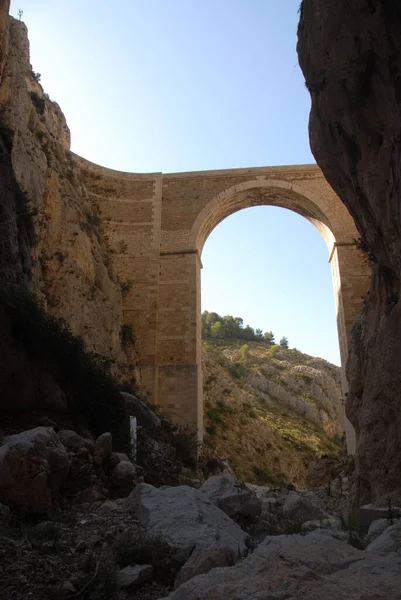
[0,3,138,420]
[0,9,130,364]
[298,1,401,505]
[203,340,343,486]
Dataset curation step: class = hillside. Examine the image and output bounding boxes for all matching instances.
[202,338,344,486]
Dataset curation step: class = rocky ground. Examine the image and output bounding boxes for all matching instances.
[0,419,399,600]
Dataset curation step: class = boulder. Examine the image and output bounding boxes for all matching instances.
[163,531,401,599]
[363,519,391,548]
[94,432,112,459]
[116,564,153,588]
[200,475,261,522]
[283,491,328,522]
[112,461,136,487]
[58,430,94,453]
[301,517,342,533]
[0,427,69,513]
[126,483,248,558]
[175,548,236,589]
[366,521,401,554]
[109,452,129,468]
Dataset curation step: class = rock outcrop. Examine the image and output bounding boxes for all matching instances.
[0,427,69,513]
[298,1,401,504]
[203,340,344,486]
[0,3,134,371]
[162,531,401,600]
[126,483,249,559]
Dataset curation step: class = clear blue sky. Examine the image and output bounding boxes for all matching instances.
[10,1,341,364]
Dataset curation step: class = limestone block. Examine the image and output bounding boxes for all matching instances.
[126,483,249,558]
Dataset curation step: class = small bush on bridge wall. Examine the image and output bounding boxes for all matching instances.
[121,323,135,350]
[0,285,130,451]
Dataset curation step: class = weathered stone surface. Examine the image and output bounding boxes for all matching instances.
[298,0,401,505]
[109,451,129,468]
[306,455,354,489]
[175,548,236,589]
[163,532,401,599]
[301,517,341,532]
[283,491,328,521]
[0,427,69,513]
[112,461,136,487]
[366,521,401,554]
[94,432,112,459]
[58,430,93,452]
[363,519,391,548]
[116,564,153,588]
[200,475,261,522]
[0,12,132,375]
[126,483,249,557]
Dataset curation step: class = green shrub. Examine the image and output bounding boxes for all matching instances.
[269,344,280,359]
[205,423,217,436]
[173,424,198,468]
[228,361,246,379]
[30,91,45,115]
[0,285,130,451]
[121,323,135,349]
[252,466,285,487]
[206,409,224,424]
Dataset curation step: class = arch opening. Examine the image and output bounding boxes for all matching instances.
[189,179,337,255]
[201,204,340,365]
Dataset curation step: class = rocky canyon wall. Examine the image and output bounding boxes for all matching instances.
[0,3,133,366]
[298,0,401,505]
[0,1,137,423]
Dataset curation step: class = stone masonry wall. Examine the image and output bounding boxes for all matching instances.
[75,159,371,441]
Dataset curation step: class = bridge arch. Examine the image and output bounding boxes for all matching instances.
[189,178,336,253]
[74,158,372,452]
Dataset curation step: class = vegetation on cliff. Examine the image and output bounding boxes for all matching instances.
[202,335,343,486]
[202,311,277,344]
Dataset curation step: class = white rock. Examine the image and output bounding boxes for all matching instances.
[363,519,390,547]
[200,475,261,521]
[126,483,248,558]
[283,491,328,522]
[163,531,401,599]
[0,427,69,513]
[175,548,236,589]
[116,564,153,588]
[366,521,401,554]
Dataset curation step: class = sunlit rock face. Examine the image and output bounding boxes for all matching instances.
[298,1,401,505]
[0,6,130,364]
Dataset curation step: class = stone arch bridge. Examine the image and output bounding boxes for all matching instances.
[73,157,371,452]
